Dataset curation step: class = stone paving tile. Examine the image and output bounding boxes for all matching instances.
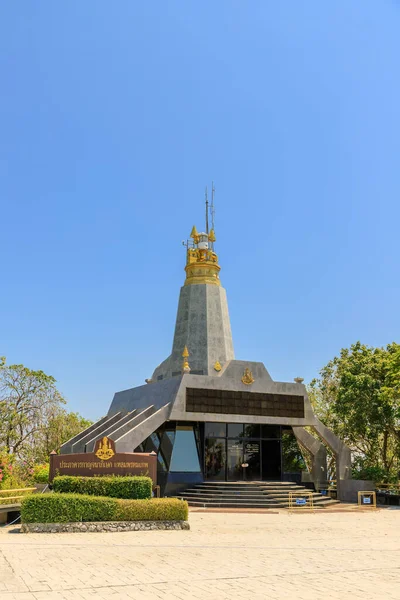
[0,510,399,599]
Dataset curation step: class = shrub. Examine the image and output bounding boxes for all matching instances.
[21,493,188,523]
[21,493,116,523]
[33,464,50,484]
[115,498,188,522]
[52,475,152,499]
[0,454,28,490]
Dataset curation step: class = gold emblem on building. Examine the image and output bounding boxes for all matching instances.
[95,436,115,461]
[214,360,222,372]
[241,368,255,385]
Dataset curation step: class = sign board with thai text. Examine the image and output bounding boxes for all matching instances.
[49,436,157,484]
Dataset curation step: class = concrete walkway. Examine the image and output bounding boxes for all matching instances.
[0,509,399,599]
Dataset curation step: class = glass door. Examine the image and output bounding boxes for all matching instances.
[205,438,226,480]
[244,441,261,481]
[227,440,243,480]
[261,440,281,480]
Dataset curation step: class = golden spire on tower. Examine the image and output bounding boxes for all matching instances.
[184,184,220,286]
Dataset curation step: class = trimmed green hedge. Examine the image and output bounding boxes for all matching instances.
[52,475,152,499]
[21,493,188,524]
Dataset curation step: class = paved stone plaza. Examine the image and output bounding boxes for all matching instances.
[0,509,399,599]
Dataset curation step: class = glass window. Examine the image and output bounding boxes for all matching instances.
[205,438,226,480]
[169,426,201,472]
[261,425,281,439]
[227,423,244,438]
[205,422,226,438]
[244,424,260,438]
[157,454,167,472]
[159,429,175,468]
[144,432,161,453]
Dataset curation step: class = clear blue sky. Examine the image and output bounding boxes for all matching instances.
[1,2,399,420]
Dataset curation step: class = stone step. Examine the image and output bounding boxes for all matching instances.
[179,492,336,505]
[175,499,332,509]
[179,495,280,503]
[180,495,277,502]
[173,481,339,510]
[183,489,272,495]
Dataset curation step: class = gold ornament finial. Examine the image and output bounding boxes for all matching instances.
[241,368,255,385]
[214,360,222,372]
[182,346,191,373]
[185,229,220,286]
[190,226,199,243]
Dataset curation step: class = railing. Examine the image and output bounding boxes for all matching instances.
[376,482,400,493]
[288,490,314,511]
[0,488,36,505]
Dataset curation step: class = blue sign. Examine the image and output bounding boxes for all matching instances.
[296,498,307,506]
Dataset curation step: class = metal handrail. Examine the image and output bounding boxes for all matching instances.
[376,482,400,492]
[0,487,36,495]
[0,496,26,502]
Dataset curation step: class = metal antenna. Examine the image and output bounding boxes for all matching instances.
[205,186,209,234]
[211,181,215,231]
[210,182,216,250]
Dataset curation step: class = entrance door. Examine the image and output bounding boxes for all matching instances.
[261,440,281,480]
[245,441,261,481]
[205,438,226,480]
[227,440,243,480]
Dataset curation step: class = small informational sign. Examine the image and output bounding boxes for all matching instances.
[357,490,376,509]
[245,443,259,454]
[296,498,307,506]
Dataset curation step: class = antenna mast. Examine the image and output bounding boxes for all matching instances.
[210,182,215,250]
[211,182,215,230]
[205,186,209,234]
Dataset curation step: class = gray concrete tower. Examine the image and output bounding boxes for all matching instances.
[151,223,234,381]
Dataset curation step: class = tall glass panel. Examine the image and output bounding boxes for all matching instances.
[205,438,226,480]
[227,440,243,480]
[261,440,281,480]
[159,429,175,469]
[244,441,261,480]
[169,426,201,472]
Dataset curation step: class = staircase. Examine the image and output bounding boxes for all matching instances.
[173,481,338,509]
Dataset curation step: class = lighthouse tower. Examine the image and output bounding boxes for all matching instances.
[151,222,234,381]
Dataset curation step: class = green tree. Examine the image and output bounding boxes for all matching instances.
[0,358,65,460]
[309,342,400,481]
[35,408,92,462]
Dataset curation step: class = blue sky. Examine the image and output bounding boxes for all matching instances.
[1,2,399,420]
